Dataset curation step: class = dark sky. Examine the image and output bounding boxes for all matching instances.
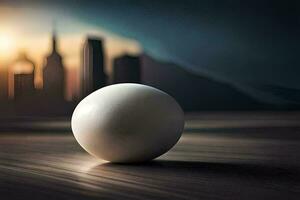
[3,0,300,104]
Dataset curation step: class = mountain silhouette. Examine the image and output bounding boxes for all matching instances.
[255,84,300,107]
[140,54,267,111]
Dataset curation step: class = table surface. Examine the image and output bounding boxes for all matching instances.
[0,112,300,200]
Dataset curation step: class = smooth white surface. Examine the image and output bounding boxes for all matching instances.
[71,83,184,163]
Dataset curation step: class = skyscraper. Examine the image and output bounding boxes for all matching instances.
[43,30,65,101]
[81,37,106,98]
[113,55,141,84]
[13,53,35,100]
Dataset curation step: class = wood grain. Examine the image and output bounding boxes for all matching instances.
[0,113,300,200]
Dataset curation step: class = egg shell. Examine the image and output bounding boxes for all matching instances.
[71,83,184,163]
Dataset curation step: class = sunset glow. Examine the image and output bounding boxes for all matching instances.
[0,32,16,61]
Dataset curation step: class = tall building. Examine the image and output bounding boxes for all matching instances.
[13,53,35,100]
[0,66,8,101]
[43,30,65,101]
[81,37,106,98]
[113,55,141,84]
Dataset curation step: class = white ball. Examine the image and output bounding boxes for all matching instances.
[71,83,184,163]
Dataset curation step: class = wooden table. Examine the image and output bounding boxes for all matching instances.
[0,112,300,200]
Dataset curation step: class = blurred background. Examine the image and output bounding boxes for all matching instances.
[1,2,300,199]
[0,0,299,131]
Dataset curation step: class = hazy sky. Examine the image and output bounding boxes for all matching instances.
[1,0,299,104]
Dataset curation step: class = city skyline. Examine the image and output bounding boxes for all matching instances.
[0,5,141,100]
[0,29,141,101]
[0,32,143,99]
[0,28,144,117]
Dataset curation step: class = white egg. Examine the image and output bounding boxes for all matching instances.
[71,83,184,163]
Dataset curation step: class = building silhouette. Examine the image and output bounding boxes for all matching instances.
[12,53,36,100]
[113,55,140,84]
[81,37,106,98]
[0,66,8,101]
[43,30,65,101]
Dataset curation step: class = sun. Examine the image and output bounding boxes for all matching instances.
[0,33,16,61]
